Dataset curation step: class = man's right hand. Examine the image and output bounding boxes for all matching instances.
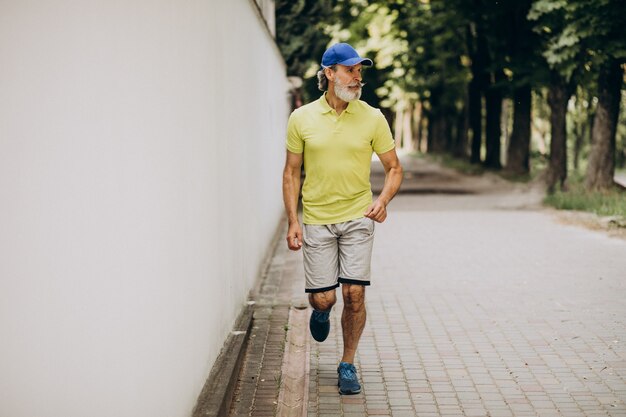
[286,222,303,251]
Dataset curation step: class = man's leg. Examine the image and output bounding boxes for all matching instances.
[308,289,337,342]
[335,218,373,362]
[302,222,340,342]
[340,283,366,364]
[336,283,365,395]
[309,289,337,312]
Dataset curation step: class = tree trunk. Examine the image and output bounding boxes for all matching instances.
[454,96,469,157]
[468,78,482,163]
[426,110,434,153]
[572,90,592,171]
[428,87,448,153]
[394,105,404,148]
[445,113,454,153]
[429,113,447,153]
[585,58,623,190]
[380,107,394,131]
[402,102,414,153]
[467,22,488,164]
[572,126,583,171]
[546,73,569,192]
[412,102,423,152]
[484,72,504,169]
[501,99,510,163]
[506,84,532,175]
[418,107,428,153]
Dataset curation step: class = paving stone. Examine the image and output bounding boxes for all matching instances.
[230,160,626,416]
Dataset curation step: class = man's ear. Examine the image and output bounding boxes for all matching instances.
[324,67,334,81]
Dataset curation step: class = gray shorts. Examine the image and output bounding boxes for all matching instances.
[302,217,375,293]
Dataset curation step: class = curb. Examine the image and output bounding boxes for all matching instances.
[276,304,310,417]
[192,302,254,417]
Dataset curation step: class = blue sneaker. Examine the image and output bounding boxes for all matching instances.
[337,362,361,395]
[309,310,330,342]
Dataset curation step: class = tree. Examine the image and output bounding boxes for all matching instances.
[546,70,571,191]
[277,0,626,189]
[529,1,575,191]
[575,0,626,190]
[531,0,626,191]
[459,0,533,170]
[330,0,470,154]
[466,21,487,163]
[505,0,541,176]
[481,3,510,170]
[275,0,336,104]
[483,69,504,169]
[586,58,623,189]
[570,86,595,172]
[390,0,469,154]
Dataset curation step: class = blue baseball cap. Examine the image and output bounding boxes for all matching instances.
[321,43,373,68]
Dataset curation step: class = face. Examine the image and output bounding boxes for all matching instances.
[326,63,364,102]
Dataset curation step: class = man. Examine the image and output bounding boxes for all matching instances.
[282,43,403,395]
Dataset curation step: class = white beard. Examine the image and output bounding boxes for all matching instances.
[333,78,362,102]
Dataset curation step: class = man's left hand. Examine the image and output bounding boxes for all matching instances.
[364,199,387,223]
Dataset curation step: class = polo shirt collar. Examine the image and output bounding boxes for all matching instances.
[319,93,358,115]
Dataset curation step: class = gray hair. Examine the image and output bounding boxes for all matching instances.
[317,65,336,91]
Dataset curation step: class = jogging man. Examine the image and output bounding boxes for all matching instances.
[282,43,403,395]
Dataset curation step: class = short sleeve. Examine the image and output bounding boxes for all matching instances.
[372,110,396,154]
[286,111,304,154]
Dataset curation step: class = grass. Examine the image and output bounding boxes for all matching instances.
[424,152,547,182]
[413,151,626,220]
[274,373,282,389]
[421,152,486,175]
[438,154,487,175]
[543,176,626,219]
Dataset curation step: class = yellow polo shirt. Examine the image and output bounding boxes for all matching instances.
[286,94,396,225]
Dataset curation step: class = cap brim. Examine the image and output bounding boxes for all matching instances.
[337,57,373,67]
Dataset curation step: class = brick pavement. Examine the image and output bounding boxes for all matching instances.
[231,162,626,417]
[230,226,305,417]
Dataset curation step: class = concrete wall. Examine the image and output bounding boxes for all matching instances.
[0,1,288,416]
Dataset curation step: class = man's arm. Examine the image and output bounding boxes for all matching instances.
[364,148,403,223]
[282,150,304,250]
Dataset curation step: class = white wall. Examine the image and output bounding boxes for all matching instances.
[0,1,288,416]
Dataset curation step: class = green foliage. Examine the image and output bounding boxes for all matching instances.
[528,0,577,81]
[274,0,625,187]
[544,176,626,218]
[275,0,335,78]
[323,1,404,109]
[529,0,626,81]
[390,0,469,105]
[527,0,566,18]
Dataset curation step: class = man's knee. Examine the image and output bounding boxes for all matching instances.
[309,289,337,311]
[342,284,365,311]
